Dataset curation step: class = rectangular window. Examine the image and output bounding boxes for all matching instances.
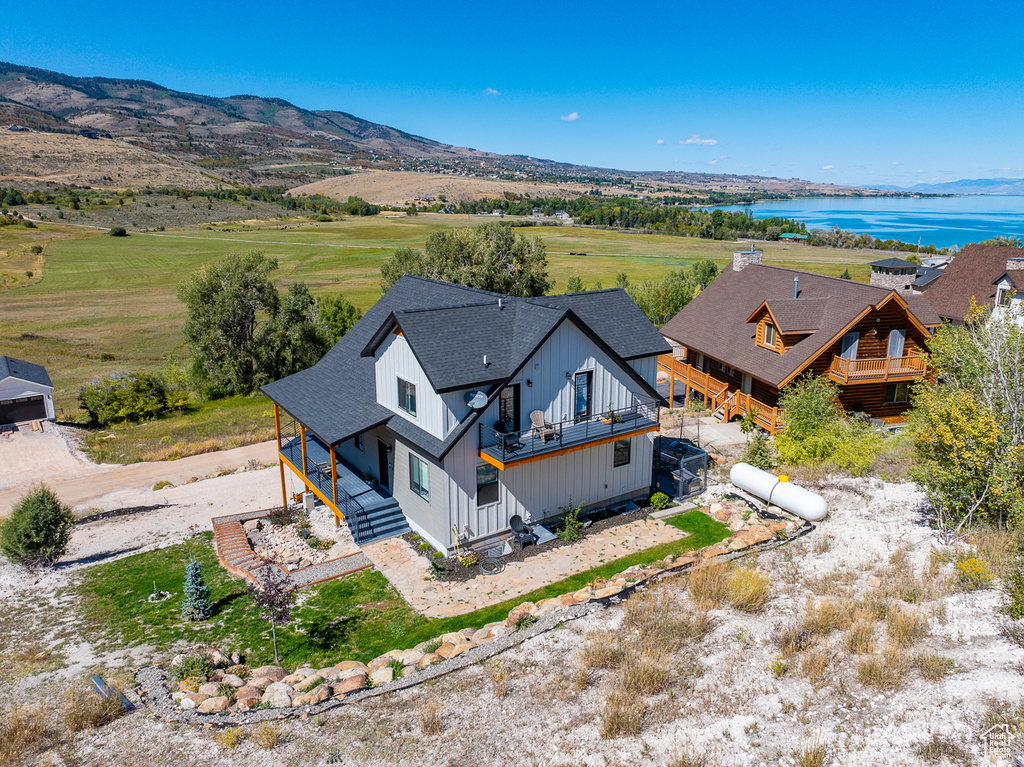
[724,364,733,376]
[885,382,910,404]
[476,463,499,506]
[354,434,363,452]
[886,328,906,358]
[397,378,417,416]
[998,289,1011,307]
[409,453,429,500]
[613,438,631,468]
[574,371,593,423]
[763,323,777,348]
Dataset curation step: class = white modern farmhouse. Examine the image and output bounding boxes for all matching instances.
[0,355,55,425]
[261,276,669,554]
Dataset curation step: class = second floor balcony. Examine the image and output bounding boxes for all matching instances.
[478,395,660,469]
[828,354,926,384]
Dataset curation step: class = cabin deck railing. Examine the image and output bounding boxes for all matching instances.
[829,355,926,384]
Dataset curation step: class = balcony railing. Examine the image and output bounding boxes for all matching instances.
[828,355,926,384]
[478,395,660,465]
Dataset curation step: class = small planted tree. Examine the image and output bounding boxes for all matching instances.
[0,484,75,567]
[180,558,213,621]
[247,565,295,663]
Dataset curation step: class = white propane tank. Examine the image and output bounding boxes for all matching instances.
[729,462,827,522]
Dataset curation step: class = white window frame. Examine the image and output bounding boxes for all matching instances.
[409,453,429,500]
[397,377,417,416]
[476,463,499,507]
[613,438,631,468]
[763,323,777,348]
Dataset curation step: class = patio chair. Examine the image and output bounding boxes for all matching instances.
[494,420,523,453]
[529,410,558,444]
[510,514,539,550]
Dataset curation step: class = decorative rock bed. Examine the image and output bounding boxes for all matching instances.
[141,503,812,726]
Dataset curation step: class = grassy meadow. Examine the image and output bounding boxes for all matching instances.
[0,212,881,461]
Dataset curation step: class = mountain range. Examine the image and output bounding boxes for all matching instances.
[871,178,1024,195]
[0,60,885,198]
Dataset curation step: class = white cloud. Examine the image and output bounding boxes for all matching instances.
[891,161,901,166]
[931,177,941,182]
[483,87,500,97]
[821,164,834,171]
[916,169,926,174]
[680,134,717,146]
[560,112,580,122]
[656,139,665,145]
[706,159,719,166]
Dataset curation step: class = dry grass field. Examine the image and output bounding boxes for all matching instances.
[0,132,219,189]
[0,212,880,461]
[289,170,595,207]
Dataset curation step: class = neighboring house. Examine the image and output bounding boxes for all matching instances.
[992,262,1024,327]
[925,244,1024,323]
[658,249,940,432]
[0,356,55,425]
[261,276,669,555]
[868,256,944,294]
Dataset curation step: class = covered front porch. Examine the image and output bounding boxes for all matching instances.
[274,406,409,545]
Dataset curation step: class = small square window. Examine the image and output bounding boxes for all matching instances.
[613,438,631,468]
[476,464,499,506]
[397,378,417,416]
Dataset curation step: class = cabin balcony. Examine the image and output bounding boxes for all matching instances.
[828,355,926,385]
[478,395,660,470]
[277,420,408,545]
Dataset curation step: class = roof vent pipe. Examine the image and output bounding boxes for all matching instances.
[498,298,504,309]
[483,354,489,367]
[793,276,799,299]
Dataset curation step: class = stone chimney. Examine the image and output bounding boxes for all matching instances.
[732,245,763,272]
[1006,257,1024,271]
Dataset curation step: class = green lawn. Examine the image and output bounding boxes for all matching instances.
[74,510,730,667]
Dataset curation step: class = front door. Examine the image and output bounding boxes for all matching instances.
[377,440,390,489]
[574,371,592,423]
[840,332,860,360]
[498,384,520,432]
[741,373,752,396]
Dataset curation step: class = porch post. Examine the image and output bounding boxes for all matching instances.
[669,371,675,407]
[330,447,340,527]
[274,404,287,510]
[299,423,309,492]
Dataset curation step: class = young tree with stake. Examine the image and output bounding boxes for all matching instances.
[247,565,295,664]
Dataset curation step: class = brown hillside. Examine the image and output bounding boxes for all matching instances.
[0,131,220,189]
[290,171,592,207]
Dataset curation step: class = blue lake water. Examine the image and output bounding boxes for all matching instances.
[716,196,1024,249]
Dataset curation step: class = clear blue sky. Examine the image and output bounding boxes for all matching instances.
[4,0,1022,187]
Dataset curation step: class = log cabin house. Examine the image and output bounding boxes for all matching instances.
[658,248,941,432]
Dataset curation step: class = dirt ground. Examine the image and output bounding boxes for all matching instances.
[1,472,1020,766]
[0,422,279,518]
[0,131,218,189]
[289,170,593,207]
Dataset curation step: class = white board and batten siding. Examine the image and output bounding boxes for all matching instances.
[334,425,391,483]
[392,439,450,553]
[437,319,662,546]
[373,333,446,439]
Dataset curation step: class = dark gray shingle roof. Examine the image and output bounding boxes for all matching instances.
[870,257,917,270]
[262,277,667,458]
[0,356,52,388]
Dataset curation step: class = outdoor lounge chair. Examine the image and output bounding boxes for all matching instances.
[510,514,539,550]
[529,410,558,444]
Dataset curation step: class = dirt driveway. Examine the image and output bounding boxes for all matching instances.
[0,422,279,517]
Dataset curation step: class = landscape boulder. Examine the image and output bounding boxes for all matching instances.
[221,673,246,688]
[250,665,287,682]
[370,667,394,686]
[197,682,221,698]
[333,674,367,695]
[197,695,232,714]
[416,653,441,669]
[292,683,331,707]
[294,674,324,692]
[261,688,293,708]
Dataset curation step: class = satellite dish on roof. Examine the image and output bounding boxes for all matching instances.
[465,391,488,409]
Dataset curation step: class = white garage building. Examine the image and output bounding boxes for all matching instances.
[0,356,55,425]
